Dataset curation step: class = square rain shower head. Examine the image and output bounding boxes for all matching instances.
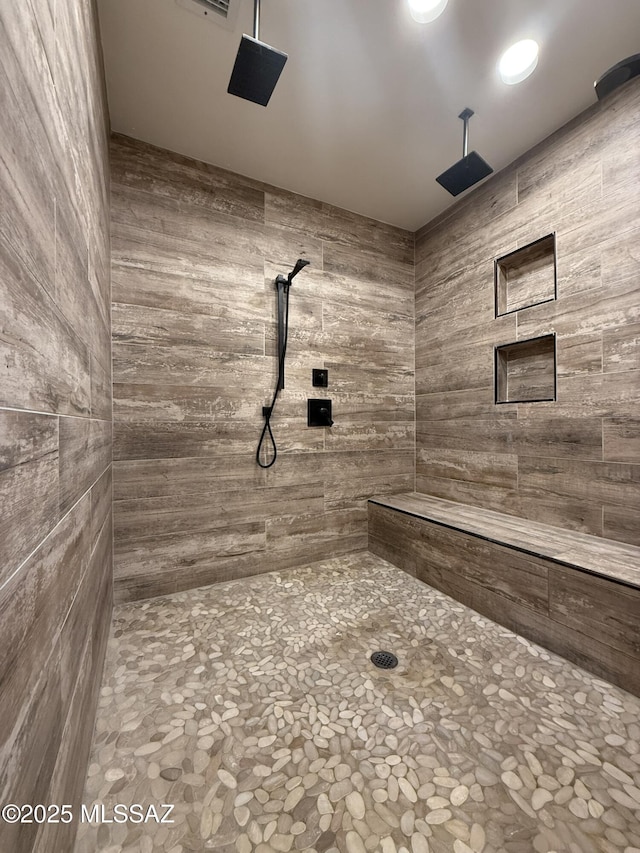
[436,151,494,196]
[227,34,288,106]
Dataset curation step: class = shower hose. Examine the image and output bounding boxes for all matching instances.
[256,282,291,468]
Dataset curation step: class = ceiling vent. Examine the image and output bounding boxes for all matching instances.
[176,0,239,31]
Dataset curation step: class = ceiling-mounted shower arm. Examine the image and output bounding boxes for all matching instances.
[252,0,260,40]
[459,107,474,158]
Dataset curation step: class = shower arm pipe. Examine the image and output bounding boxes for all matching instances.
[253,0,260,39]
[459,107,474,158]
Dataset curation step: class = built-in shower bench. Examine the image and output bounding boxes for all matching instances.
[368,492,640,696]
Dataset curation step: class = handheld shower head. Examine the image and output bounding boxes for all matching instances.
[288,258,310,283]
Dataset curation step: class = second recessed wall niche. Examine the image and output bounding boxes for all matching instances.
[495,334,557,404]
[495,233,557,317]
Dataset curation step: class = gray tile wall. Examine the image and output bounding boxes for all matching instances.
[111,135,415,602]
[0,1,112,851]
[415,79,640,545]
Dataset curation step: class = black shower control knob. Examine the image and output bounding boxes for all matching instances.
[312,368,328,387]
[307,398,333,427]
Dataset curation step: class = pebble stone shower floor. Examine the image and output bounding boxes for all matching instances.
[74,552,640,853]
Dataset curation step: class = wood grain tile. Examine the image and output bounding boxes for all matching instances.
[417,448,518,490]
[111,186,267,270]
[0,233,91,416]
[0,497,90,764]
[91,466,112,549]
[322,241,414,290]
[516,277,639,343]
[325,473,414,511]
[603,322,639,372]
[422,524,550,612]
[0,410,59,584]
[556,332,603,377]
[114,482,324,544]
[111,261,267,321]
[33,646,94,853]
[417,416,602,460]
[603,417,640,463]
[556,246,602,299]
[549,567,640,658]
[113,381,267,423]
[415,170,518,284]
[1,0,111,836]
[0,649,62,853]
[113,454,265,500]
[59,416,111,514]
[518,456,640,511]
[265,187,413,264]
[416,387,516,422]
[111,133,266,223]
[90,351,112,421]
[415,80,639,544]
[111,133,415,600]
[325,421,415,453]
[604,504,640,547]
[112,342,270,388]
[312,267,414,317]
[0,9,57,297]
[115,418,323,461]
[520,370,640,420]
[112,301,265,354]
[265,508,367,557]
[114,522,267,581]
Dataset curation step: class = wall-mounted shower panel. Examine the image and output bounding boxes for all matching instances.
[110,135,415,603]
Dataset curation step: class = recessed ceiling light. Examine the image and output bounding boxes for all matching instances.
[499,39,539,85]
[407,0,448,24]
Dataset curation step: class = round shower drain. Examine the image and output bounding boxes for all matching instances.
[371,650,398,669]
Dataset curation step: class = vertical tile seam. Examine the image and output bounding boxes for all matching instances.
[413,227,417,495]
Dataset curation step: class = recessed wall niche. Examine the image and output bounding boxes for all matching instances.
[495,334,556,404]
[495,233,556,316]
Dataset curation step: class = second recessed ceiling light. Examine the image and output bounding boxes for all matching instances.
[499,39,539,85]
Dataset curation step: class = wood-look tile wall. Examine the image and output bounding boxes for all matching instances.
[0,2,111,851]
[415,79,640,545]
[111,135,415,602]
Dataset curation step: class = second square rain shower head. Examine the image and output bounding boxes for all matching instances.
[436,108,493,196]
[227,0,287,106]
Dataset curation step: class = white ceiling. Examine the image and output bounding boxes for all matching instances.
[97,0,640,231]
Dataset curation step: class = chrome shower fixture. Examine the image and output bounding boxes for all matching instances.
[227,0,288,106]
[435,108,493,196]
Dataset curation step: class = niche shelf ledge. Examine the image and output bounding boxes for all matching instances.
[495,233,557,317]
[495,334,556,404]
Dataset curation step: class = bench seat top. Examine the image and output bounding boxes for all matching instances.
[369,492,640,589]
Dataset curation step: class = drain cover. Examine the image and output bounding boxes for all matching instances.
[371,650,398,669]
